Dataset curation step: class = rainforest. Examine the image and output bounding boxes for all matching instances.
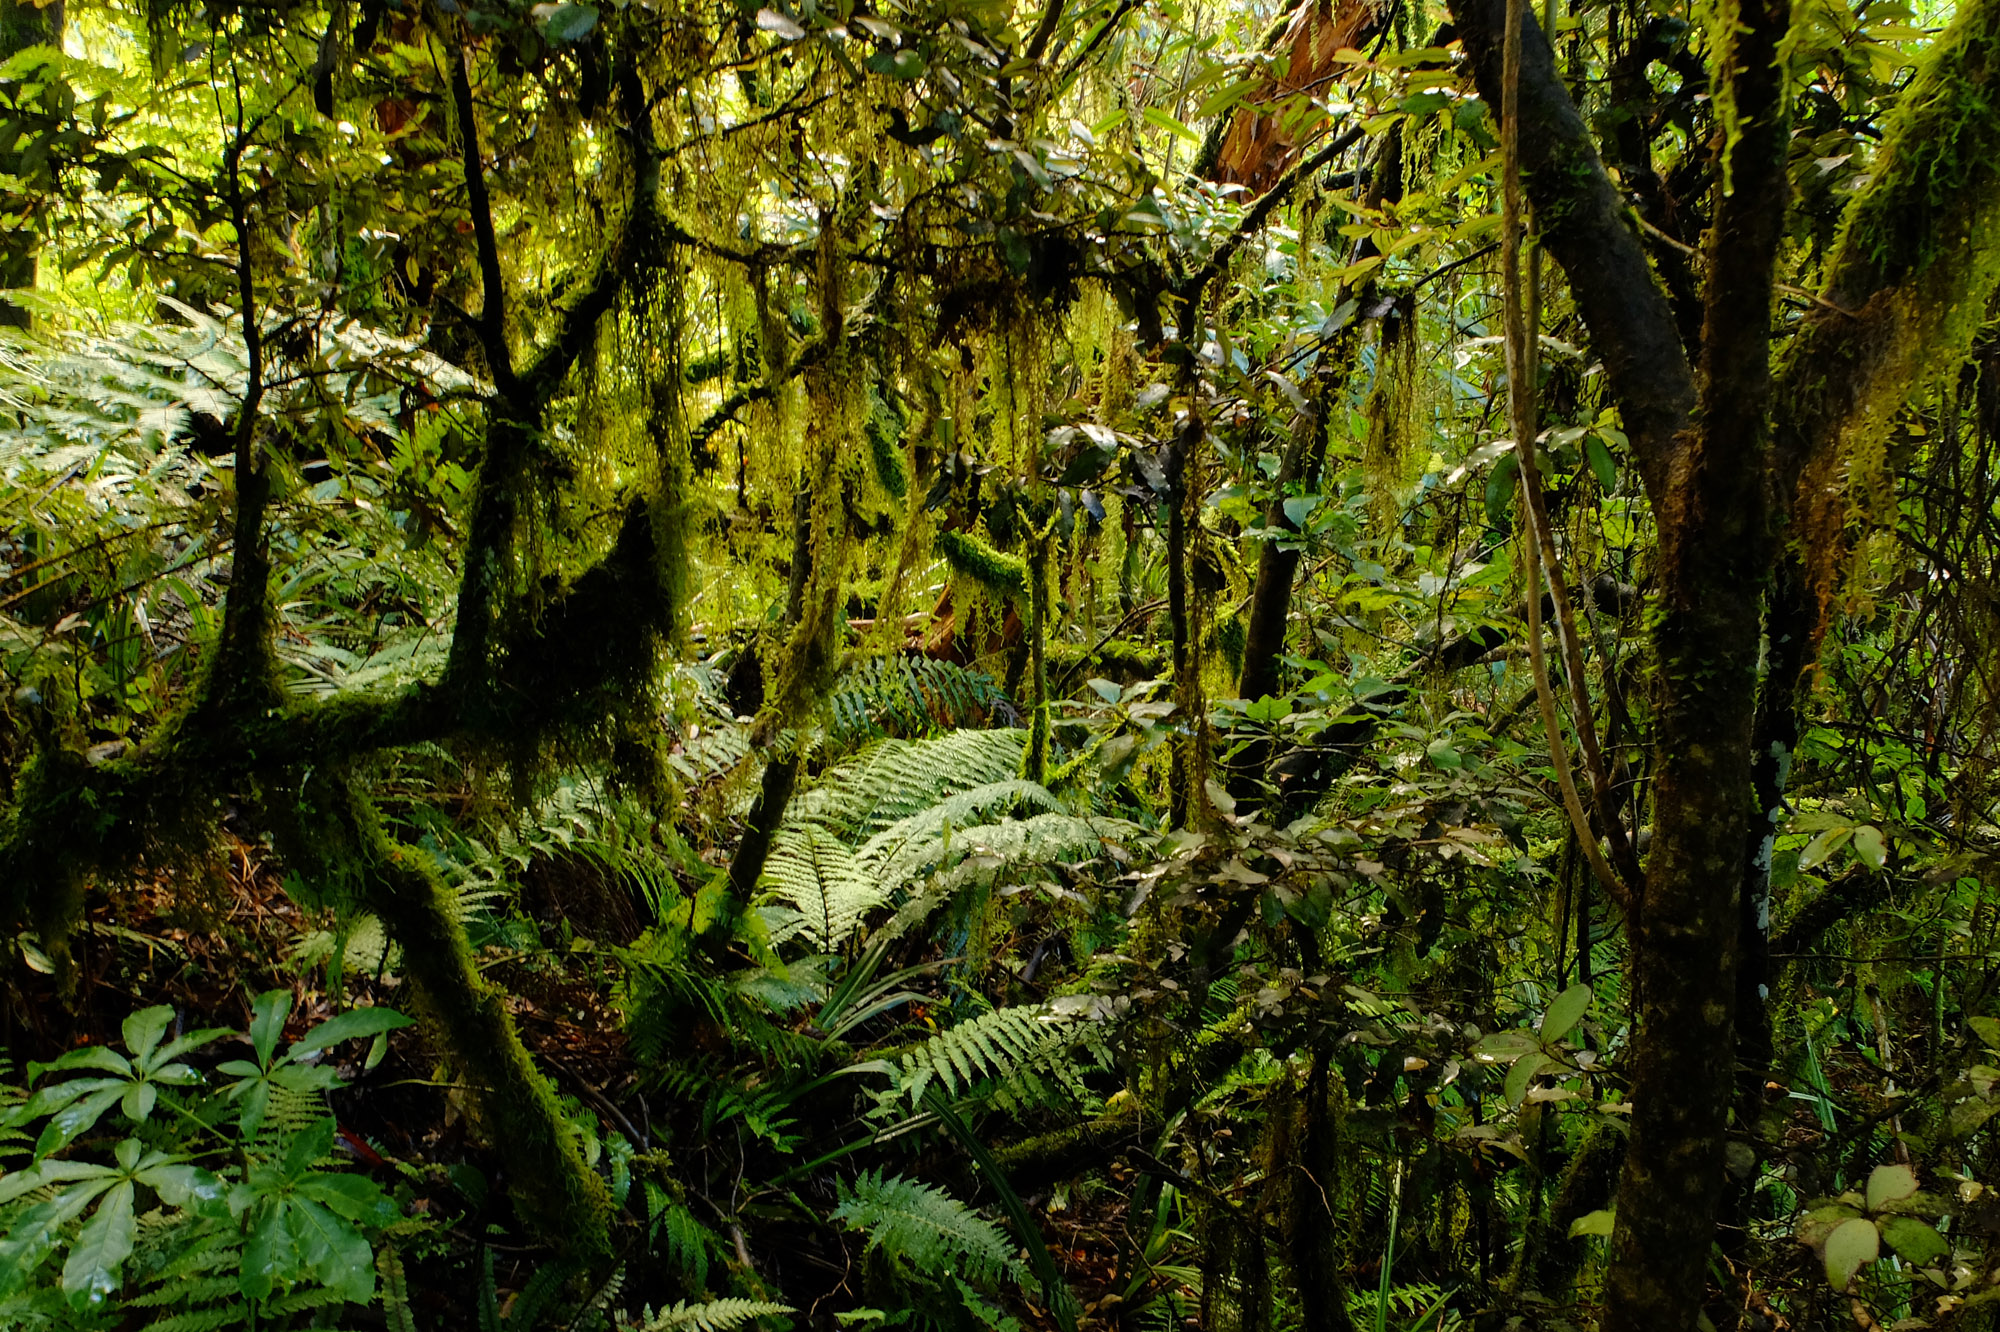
[0,0,1996,1326]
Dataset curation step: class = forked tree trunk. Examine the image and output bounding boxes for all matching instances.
[1600,0,1791,1312]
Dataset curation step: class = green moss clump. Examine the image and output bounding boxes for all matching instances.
[1831,0,2000,289]
[935,528,1027,598]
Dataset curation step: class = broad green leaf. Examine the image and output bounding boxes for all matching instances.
[1879,1215,1948,1265]
[1797,826,1852,871]
[542,2,599,40]
[0,1190,99,1295]
[34,1086,123,1160]
[1140,107,1199,142]
[249,991,293,1068]
[140,1163,228,1217]
[1971,1016,2000,1050]
[1282,495,1321,528]
[151,1027,234,1068]
[1504,1052,1550,1106]
[235,1080,273,1137]
[1484,452,1520,529]
[1823,1216,1879,1289]
[299,1170,398,1227]
[120,1007,173,1064]
[1584,434,1618,491]
[272,1063,344,1093]
[289,1006,412,1057]
[284,1119,340,1178]
[1540,984,1592,1041]
[61,1180,134,1309]
[0,1163,52,1206]
[1851,824,1887,869]
[1568,1208,1615,1238]
[240,1199,293,1300]
[36,1047,131,1078]
[291,1195,377,1302]
[119,1082,156,1122]
[1865,1162,1918,1210]
[1473,1030,1541,1058]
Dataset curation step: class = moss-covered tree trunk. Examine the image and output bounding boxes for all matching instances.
[346,785,616,1262]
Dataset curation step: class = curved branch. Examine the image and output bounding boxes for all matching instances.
[1445,0,1695,502]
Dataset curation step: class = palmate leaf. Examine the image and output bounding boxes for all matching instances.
[61,1178,134,1309]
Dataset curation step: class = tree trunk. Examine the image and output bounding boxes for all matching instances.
[726,487,816,896]
[0,0,63,327]
[1600,0,1791,1320]
[344,781,615,1264]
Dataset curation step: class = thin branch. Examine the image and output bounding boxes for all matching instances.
[1180,125,1367,328]
[1499,0,1631,909]
[449,46,516,393]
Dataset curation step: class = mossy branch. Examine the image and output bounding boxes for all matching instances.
[1771,0,2000,630]
[935,528,1028,598]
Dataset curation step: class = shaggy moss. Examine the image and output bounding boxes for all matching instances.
[935,528,1028,598]
[1831,0,2000,290]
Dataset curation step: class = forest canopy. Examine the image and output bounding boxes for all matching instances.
[1,0,1998,1327]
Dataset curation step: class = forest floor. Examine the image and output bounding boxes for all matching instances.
[1,839,1133,1328]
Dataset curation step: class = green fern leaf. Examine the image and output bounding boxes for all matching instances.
[790,730,1027,837]
[628,1297,795,1331]
[759,825,886,949]
[833,1171,1025,1289]
[888,1006,1087,1110]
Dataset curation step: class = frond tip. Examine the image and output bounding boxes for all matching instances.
[629,1297,795,1331]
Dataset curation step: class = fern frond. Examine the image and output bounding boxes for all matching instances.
[652,1064,803,1152]
[854,780,1063,882]
[565,1264,626,1332]
[886,1006,1087,1110]
[829,656,1017,739]
[834,1171,1025,1288]
[790,730,1027,837]
[759,825,888,950]
[650,1195,725,1291]
[136,1306,251,1332]
[628,1298,795,1331]
[886,811,1120,905]
[380,1248,417,1332]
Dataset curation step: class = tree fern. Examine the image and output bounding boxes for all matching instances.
[833,1171,1025,1288]
[626,1298,794,1331]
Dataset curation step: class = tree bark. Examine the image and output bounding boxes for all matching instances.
[0,0,62,328]
[1597,0,1791,1319]
[1445,0,1696,498]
